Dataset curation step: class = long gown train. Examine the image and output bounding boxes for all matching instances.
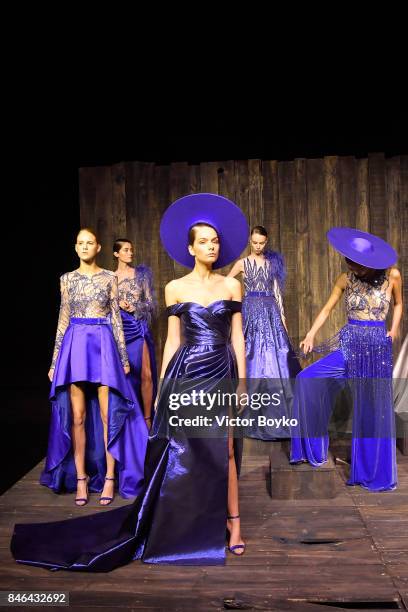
[11,300,242,570]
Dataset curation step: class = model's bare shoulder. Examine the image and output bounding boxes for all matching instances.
[225,275,241,290]
[389,267,401,282]
[164,279,180,304]
[336,272,348,289]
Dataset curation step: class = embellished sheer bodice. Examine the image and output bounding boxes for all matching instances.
[51,270,128,368]
[117,265,156,323]
[243,258,284,318]
[243,258,274,294]
[345,272,391,322]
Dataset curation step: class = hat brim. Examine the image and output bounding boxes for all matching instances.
[160,193,249,269]
[327,227,397,269]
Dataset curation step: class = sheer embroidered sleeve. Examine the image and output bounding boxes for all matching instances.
[50,274,71,369]
[133,265,157,323]
[110,275,129,367]
[273,277,286,321]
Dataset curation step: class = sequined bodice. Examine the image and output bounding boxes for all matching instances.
[243,257,285,319]
[116,265,156,323]
[243,258,274,295]
[345,272,391,321]
[167,300,242,346]
[118,277,139,306]
[51,270,128,368]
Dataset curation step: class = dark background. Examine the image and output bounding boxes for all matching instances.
[4,99,407,494]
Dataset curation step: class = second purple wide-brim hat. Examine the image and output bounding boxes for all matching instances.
[327,227,397,269]
[160,193,249,269]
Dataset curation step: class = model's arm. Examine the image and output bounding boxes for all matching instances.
[273,278,288,331]
[110,275,130,372]
[229,278,246,380]
[49,275,71,380]
[227,259,244,278]
[388,267,403,341]
[159,281,181,380]
[134,265,157,323]
[301,273,347,354]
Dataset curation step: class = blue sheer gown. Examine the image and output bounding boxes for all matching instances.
[291,272,397,491]
[117,265,158,410]
[242,254,301,438]
[11,300,243,570]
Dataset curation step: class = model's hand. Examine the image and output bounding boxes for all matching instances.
[300,332,315,354]
[48,368,54,382]
[120,300,132,312]
[124,365,130,375]
[386,330,398,342]
[236,379,248,414]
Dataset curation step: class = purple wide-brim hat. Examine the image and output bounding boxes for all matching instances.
[160,193,249,269]
[327,227,397,269]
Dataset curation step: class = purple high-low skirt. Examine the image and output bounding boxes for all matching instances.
[40,317,148,498]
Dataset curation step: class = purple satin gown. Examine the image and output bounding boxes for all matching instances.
[39,270,147,499]
[291,271,397,491]
[242,253,301,439]
[11,300,242,570]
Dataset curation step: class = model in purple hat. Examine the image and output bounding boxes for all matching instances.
[290,227,403,491]
[11,195,248,571]
[229,225,301,439]
[113,238,158,430]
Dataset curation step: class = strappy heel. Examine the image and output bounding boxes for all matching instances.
[226,514,246,556]
[75,476,89,507]
[99,476,115,506]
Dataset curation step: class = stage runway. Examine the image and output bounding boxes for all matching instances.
[1,445,408,610]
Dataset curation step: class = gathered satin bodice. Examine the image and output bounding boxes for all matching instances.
[345,272,391,322]
[167,300,242,346]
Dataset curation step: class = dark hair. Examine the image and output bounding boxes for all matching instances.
[188,223,219,246]
[344,257,386,284]
[113,238,133,253]
[344,256,384,273]
[77,227,99,243]
[251,225,268,237]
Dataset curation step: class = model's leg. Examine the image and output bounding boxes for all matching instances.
[227,434,245,555]
[70,382,88,504]
[97,385,115,504]
[141,340,153,429]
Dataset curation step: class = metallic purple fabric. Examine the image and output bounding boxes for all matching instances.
[120,310,157,410]
[11,301,242,570]
[40,318,147,499]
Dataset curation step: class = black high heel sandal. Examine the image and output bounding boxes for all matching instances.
[75,476,89,507]
[99,476,115,506]
[226,514,246,556]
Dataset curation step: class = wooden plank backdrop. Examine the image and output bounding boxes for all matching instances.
[79,155,408,366]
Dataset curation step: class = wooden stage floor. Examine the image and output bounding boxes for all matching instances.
[1,448,408,611]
